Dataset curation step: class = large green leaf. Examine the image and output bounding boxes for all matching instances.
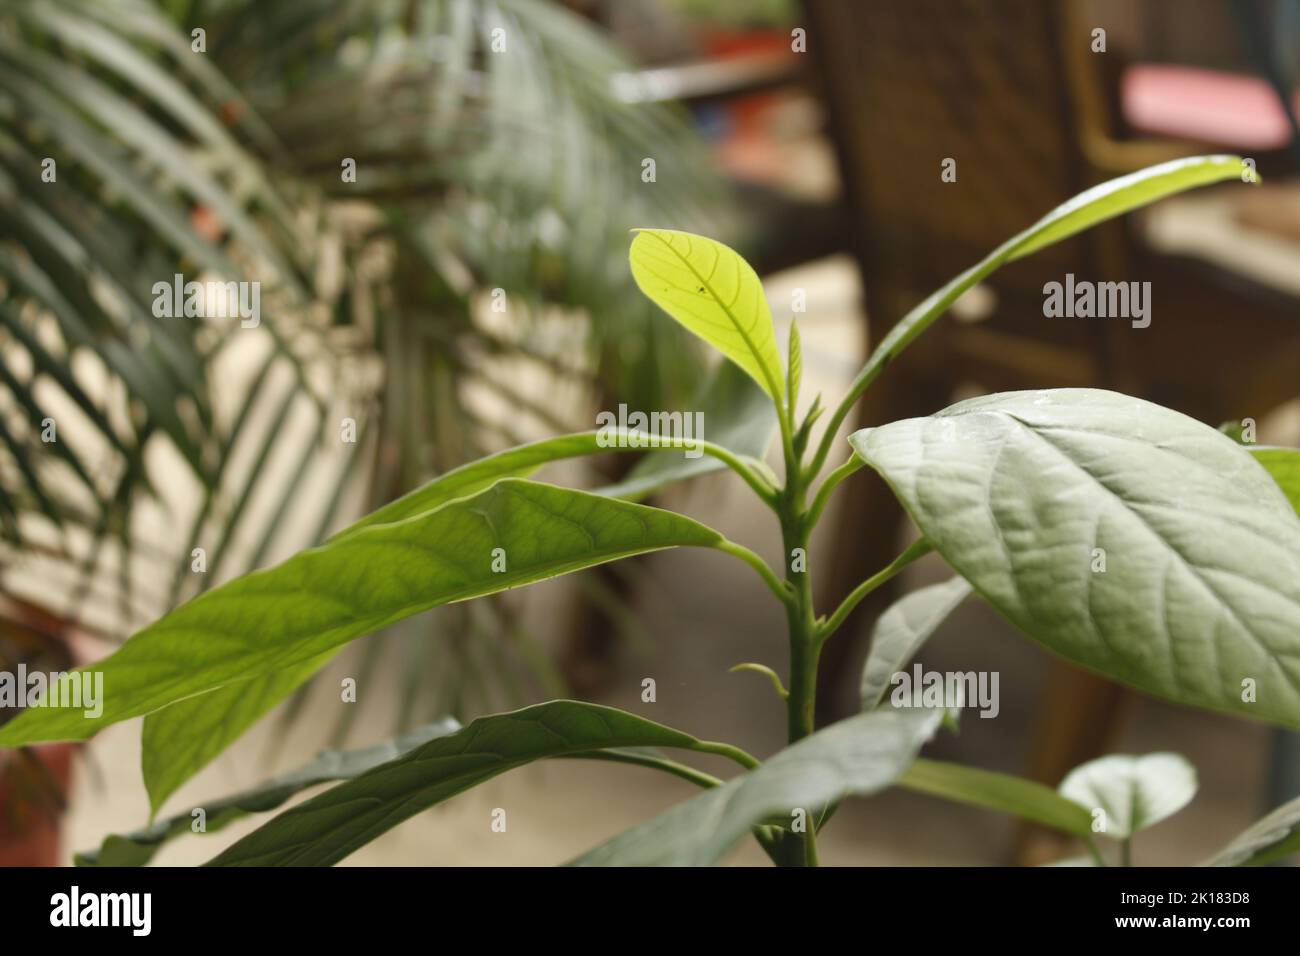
[898,758,1093,837]
[138,413,772,808]
[629,229,785,402]
[1205,793,1300,866]
[1058,753,1197,839]
[860,577,973,709]
[141,653,336,816]
[204,701,738,866]
[570,707,944,866]
[0,479,723,747]
[813,155,1248,472]
[78,718,462,867]
[850,388,1300,729]
[1250,446,1300,516]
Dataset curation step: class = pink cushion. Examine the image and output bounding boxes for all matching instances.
[1122,63,1300,149]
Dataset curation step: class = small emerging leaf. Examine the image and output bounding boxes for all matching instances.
[861,577,973,710]
[1058,753,1197,839]
[786,321,802,415]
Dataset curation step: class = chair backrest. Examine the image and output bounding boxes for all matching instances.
[804,0,1103,304]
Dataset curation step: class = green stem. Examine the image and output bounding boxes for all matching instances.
[806,456,864,529]
[566,751,723,789]
[695,739,762,771]
[816,537,933,646]
[602,429,780,506]
[777,451,821,865]
[1086,835,1108,867]
[714,539,794,609]
[730,662,790,700]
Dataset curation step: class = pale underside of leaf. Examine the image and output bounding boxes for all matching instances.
[569,707,944,866]
[1057,752,1197,839]
[851,388,1300,730]
[861,577,973,709]
[1205,792,1300,866]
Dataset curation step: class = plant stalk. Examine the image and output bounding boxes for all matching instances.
[778,454,821,865]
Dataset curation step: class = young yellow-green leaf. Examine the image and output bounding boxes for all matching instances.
[204,701,735,866]
[897,758,1093,837]
[78,718,462,867]
[141,652,335,817]
[860,577,973,710]
[814,156,1250,471]
[570,707,944,866]
[1250,446,1300,517]
[1058,753,1197,839]
[0,480,723,747]
[629,228,784,402]
[850,388,1300,730]
[1205,792,1300,866]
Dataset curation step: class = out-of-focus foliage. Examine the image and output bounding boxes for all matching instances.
[0,0,732,723]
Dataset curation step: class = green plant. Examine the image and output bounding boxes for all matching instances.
[6,154,1300,867]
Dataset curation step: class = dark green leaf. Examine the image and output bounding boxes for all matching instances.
[205,701,732,866]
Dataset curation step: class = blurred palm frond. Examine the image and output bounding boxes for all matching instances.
[0,0,735,727]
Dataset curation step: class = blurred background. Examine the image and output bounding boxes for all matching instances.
[2,0,1299,866]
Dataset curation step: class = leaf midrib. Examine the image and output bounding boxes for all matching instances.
[643,231,782,400]
[1000,412,1300,687]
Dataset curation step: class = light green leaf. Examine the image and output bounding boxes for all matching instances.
[570,707,944,866]
[850,388,1300,729]
[135,416,769,803]
[141,653,336,817]
[861,577,973,709]
[77,718,461,867]
[1058,753,1198,839]
[1249,446,1300,517]
[204,701,737,866]
[1205,793,1300,866]
[815,156,1249,469]
[0,480,723,747]
[629,229,785,402]
[898,758,1093,836]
